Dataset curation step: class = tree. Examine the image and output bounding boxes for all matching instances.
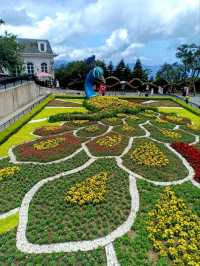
[176,44,200,94]
[0,32,23,75]
[107,61,114,76]
[156,63,184,91]
[114,59,129,80]
[132,59,148,81]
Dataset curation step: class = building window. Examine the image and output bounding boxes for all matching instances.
[27,63,34,74]
[40,43,45,52]
[41,63,48,73]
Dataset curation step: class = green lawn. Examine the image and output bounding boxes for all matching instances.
[33,107,87,119]
[159,107,200,127]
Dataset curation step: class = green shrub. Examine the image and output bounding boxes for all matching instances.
[0,95,54,145]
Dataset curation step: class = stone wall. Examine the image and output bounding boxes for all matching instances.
[0,82,42,118]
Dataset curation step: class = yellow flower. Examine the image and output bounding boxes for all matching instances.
[0,166,20,181]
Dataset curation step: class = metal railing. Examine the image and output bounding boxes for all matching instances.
[0,75,33,90]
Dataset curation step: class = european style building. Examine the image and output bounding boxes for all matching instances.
[17,38,56,78]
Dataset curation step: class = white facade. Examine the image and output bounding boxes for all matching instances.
[18,39,56,79]
[22,54,54,77]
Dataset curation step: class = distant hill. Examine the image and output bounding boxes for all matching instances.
[54,59,68,69]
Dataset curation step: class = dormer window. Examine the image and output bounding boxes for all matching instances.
[38,41,47,52]
[40,43,45,52]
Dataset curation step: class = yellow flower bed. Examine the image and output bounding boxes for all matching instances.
[96,135,122,148]
[144,110,157,118]
[166,115,183,124]
[65,172,108,205]
[89,96,137,110]
[160,129,182,139]
[33,137,65,150]
[72,120,89,125]
[0,166,20,181]
[147,187,200,265]
[128,115,140,120]
[43,126,61,131]
[121,123,135,132]
[131,142,169,167]
[106,117,118,123]
[155,118,167,124]
[85,125,99,133]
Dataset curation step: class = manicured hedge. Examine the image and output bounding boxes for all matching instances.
[0,95,54,145]
[120,95,200,116]
[49,105,158,123]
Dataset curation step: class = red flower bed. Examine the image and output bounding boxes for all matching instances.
[14,133,84,162]
[171,142,200,183]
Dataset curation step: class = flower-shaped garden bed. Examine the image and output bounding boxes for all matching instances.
[147,187,200,265]
[33,124,70,137]
[76,124,108,138]
[126,115,147,125]
[144,124,195,143]
[13,133,85,162]
[160,114,191,125]
[113,123,145,137]
[26,159,131,243]
[86,132,128,156]
[150,118,175,129]
[122,139,188,182]
[101,117,123,126]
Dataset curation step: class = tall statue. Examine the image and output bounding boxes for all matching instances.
[84,55,105,98]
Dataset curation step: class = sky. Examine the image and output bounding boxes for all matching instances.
[0,0,200,66]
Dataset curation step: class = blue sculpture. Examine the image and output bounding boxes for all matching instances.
[84,55,105,98]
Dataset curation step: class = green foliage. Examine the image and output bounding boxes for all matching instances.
[0,229,106,265]
[132,59,148,81]
[26,159,130,243]
[0,151,89,212]
[123,138,188,182]
[0,32,23,75]
[0,95,54,146]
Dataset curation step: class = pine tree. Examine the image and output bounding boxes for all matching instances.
[107,61,114,76]
[114,59,127,80]
[132,59,148,81]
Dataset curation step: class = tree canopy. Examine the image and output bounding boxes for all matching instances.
[0,32,23,75]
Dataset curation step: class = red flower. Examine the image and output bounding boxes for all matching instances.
[171,142,200,183]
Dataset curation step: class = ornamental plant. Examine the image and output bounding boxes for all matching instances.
[147,187,200,265]
[33,137,65,151]
[172,142,200,183]
[160,129,182,139]
[165,115,183,124]
[155,118,167,124]
[131,141,169,167]
[65,172,108,205]
[121,123,135,132]
[96,134,122,148]
[72,120,89,126]
[85,125,99,133]
[88,96,137,111]
[0,166,20,181]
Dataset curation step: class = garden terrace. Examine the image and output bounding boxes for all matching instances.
[0,95,199,265]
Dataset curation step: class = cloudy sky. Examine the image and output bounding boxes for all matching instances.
[0,0,199,65]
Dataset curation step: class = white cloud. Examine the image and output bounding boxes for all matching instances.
[0,0,199,63]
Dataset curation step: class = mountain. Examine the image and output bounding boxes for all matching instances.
[54,59,68,69]
[127,63,161,77]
